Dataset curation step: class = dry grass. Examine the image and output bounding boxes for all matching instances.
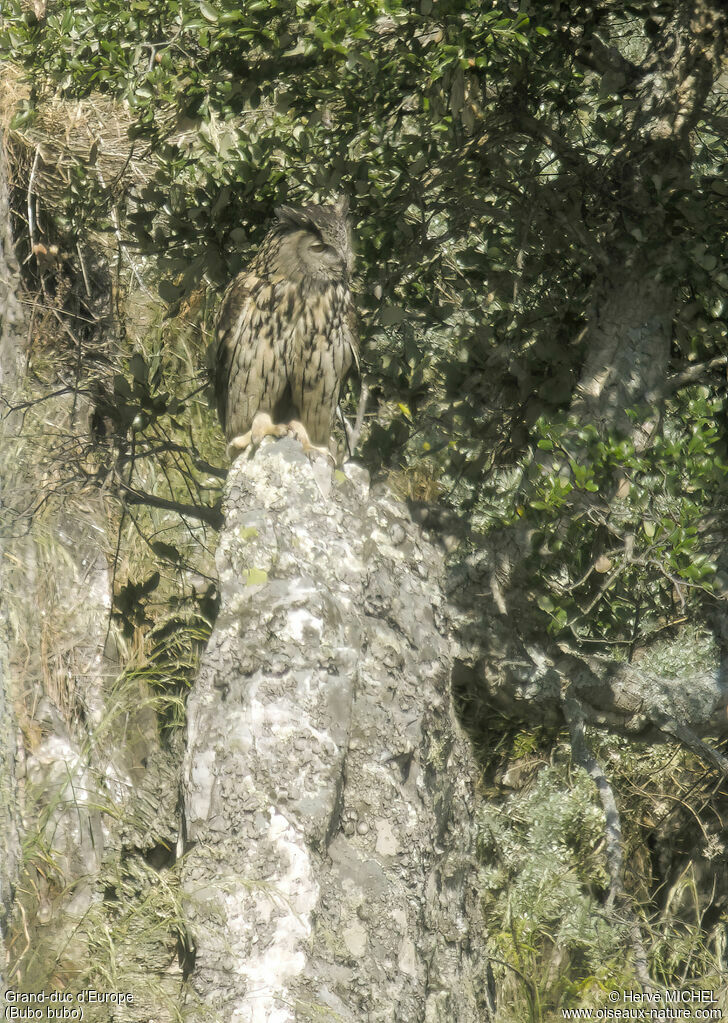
[0,62,29,131]
[0,62,152,208]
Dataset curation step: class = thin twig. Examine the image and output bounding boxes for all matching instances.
[653,713,728,777]
[75,241,92,298]
[26,147,40,256]
[97,169,158,301]
[337,380,370,457]
[563,695,623,907]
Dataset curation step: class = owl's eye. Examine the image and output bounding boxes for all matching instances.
[310,241,327,252]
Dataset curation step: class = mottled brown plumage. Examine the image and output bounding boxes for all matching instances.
[215,197,358,460]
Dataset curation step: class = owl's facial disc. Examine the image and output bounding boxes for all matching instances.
[300,233,346,278]
[309,238,341,263]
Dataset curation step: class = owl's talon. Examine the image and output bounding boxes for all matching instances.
[226,413,290,460]
[251,411,288,447]
[310,445,337,466]
[285,420,335,464]
[285,419,310,447]
[226,430,252,459]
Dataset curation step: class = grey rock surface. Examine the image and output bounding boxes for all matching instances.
[0,137,179,1008]
[181,438,488,1022]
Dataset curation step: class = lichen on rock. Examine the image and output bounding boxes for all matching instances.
[181,437,489,1022]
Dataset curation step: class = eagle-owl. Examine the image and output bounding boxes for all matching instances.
[215,196,358,461]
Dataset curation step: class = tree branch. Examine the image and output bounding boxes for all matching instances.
[563,693,652,990]
[555,25,641,83]
[117,480,223,529]
[562,694,623,906]
[512,111,593,174]
[652,713,728,777]
[659,355,727,398]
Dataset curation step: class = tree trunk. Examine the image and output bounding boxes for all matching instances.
[573,272,672,439]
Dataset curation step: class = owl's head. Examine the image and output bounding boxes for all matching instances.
[270,196,354,284]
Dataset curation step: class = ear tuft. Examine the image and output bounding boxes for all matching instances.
[274,205,308,229]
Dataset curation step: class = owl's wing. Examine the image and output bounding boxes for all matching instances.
[215,272,289,441]
[344,297,360,374]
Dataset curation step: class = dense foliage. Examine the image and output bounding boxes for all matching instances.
[4,0,727,654]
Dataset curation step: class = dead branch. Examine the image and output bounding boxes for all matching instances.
[562,692,652,990]
[116,478,223,530]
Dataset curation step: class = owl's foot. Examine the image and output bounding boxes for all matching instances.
[226,412,289,460]
[286,420,336,465]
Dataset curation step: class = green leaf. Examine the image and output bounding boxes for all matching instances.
[199,2,219,23]
[380,306,406,326]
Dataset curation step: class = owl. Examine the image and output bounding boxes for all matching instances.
[215,196,358,462]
